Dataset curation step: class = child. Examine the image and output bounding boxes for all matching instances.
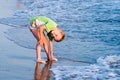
[29,16,65,64]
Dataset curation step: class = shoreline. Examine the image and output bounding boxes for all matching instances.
[0,0,90,79]
[0,24,36,80]
[0,1,60,80]
[0,0,36,80]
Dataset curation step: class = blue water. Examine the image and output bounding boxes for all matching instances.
[0,0,120,80]
[52,55,120,80]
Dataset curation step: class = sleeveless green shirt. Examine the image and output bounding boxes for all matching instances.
[29,16,57,40]
[29,16,57,33]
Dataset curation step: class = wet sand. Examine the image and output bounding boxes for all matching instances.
[0,0,40,80]
[0,23,55,80]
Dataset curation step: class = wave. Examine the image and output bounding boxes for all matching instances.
[52,55,120,80]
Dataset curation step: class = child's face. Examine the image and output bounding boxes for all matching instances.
[51,28,62,42]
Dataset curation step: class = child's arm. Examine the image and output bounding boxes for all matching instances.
[49,40,58,61]
[49,40,53,53]
[49,40,54,59]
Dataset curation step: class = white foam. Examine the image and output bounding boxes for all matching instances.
[52,55,120,80]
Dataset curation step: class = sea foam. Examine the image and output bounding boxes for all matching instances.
[52,55,120,80]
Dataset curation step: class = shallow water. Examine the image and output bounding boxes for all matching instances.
[52,55,120,80]
[0,0,120,80]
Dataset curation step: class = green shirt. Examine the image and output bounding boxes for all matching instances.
[29,16,57,40]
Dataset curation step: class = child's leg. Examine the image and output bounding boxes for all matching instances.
[48,41,58,61]
[36,40,46,64]
[30,28,46,64]
[36,41,42,59]
[41,32,50,60]
[30,29,40,41]
[30,28,41,58]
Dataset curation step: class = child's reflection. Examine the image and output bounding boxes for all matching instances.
[34,61,54,80]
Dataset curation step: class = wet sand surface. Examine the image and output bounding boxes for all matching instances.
[0,1,57,80]
[0,0,37,80]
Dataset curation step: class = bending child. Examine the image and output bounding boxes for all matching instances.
[29,16,65,64]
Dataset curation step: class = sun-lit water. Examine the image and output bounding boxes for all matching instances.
[0,0,120,80]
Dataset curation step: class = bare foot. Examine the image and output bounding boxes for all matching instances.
[52,57,58,62]
[37,59,46,64]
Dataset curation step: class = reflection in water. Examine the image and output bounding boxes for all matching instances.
[34,61,54,80]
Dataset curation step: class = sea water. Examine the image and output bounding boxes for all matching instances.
[0,0,120,80]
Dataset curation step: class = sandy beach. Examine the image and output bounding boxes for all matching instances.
[0,0,39,80]
[1,0,120,80]
[0,1,60,80]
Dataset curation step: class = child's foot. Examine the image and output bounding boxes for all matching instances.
[52,57,58,62]
[37,59,46,64]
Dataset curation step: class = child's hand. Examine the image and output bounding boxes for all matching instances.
[52,57,58,62]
